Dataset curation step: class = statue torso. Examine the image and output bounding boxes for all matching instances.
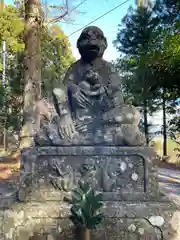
[65,58,112,86]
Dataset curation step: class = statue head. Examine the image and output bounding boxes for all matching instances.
[77,26,107,62]
[83,70,100,85]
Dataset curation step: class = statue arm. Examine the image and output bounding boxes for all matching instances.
[107,63,124,105]
[62,64,79,93]
[62,62,91,109]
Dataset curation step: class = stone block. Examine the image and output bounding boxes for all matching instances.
[0,146,179,240]
[19,146,160,202]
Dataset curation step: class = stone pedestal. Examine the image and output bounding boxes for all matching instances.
[0,146,180,240]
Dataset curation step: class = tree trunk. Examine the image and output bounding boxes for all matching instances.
[0,0,4,9]
[20,0,41,148]
[3,125,8,151]
[162,88,167,156]
[143,99,149,145]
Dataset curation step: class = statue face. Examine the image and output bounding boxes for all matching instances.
[77,26,107,62]
[84,70,100,85]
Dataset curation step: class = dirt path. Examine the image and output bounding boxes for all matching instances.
[158,168,180,205]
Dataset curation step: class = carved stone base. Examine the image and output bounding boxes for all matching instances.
[0,146,179,240]
[19,146,160,202]
[0,201,179,240]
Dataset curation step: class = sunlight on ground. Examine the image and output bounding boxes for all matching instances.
[0,161,20,172]
[0,168,13,180]
[0,148,20,173]
[151,136,180,165]
[0,136,34,179]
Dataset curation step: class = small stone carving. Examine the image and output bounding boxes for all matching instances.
[37,154,144,196]
[35,26,145,146]
[79,70,106,98]
[80,163,98,188]
[49,159,74,191]
[101,160,116,192]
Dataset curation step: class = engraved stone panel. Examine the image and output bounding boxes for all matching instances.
[48,155,145,192]
[26,154,145,201]
[20,146,159,201]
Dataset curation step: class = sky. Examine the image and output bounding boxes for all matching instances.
[5,0,135,60]
[55,0,135,61]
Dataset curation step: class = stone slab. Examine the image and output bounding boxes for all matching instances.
[0,201,179,240]
[0,146,179,240]
[19,146,160,202]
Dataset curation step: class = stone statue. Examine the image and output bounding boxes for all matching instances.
[35,26,145,146]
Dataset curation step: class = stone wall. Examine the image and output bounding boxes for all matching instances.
[0,146,180,240]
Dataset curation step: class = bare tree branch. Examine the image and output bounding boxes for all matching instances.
[44,0,87,24]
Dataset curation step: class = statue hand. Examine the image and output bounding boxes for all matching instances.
[91,83,101,90]
[58,114,75,139]
[75,122,88,133]
[73,88,91,108]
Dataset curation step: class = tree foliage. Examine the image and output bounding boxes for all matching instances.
[115,0,180,97]
[0,5,24,54]
[0,3,74,135]
[41,24,75,98]
[114,0,180,147]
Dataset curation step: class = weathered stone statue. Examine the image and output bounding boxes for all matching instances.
[35,26,145,146]
[2,26,179,240]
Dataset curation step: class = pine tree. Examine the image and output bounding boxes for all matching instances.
[114,0,180,152]
[114,5,160,144]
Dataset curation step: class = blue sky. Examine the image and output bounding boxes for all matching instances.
[5,0,135,60]
[58,0,135,61]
